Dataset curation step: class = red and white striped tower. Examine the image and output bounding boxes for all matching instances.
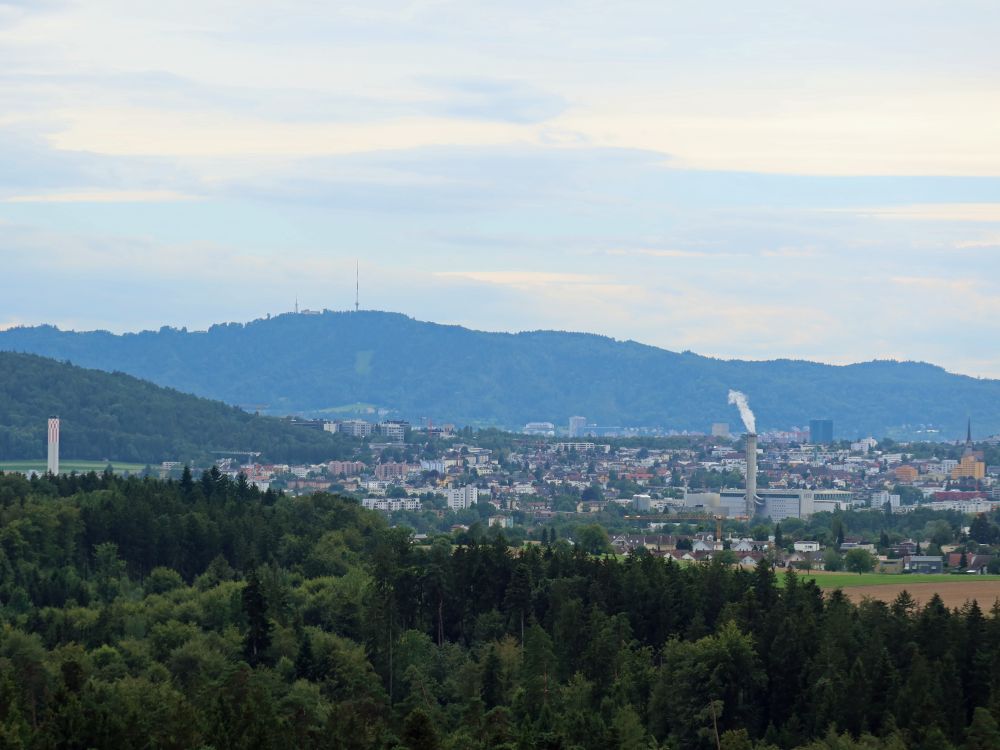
[47,417,60,475]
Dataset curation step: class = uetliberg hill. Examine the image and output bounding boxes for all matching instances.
[2,311,998,438]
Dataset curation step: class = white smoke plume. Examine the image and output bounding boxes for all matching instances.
[727,389,756,434]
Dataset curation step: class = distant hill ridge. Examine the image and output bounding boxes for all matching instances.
[2,310,998,438]
[0,352,353,463]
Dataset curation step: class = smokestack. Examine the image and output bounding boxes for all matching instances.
[745,433,757,518]
[47,416,60,475]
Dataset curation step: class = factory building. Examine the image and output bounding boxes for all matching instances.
[682,488,853,521]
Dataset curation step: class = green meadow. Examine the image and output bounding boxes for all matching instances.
[0,459,148,474]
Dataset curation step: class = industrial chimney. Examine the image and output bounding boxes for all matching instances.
[47,416,60,475]
[745,433,758,518]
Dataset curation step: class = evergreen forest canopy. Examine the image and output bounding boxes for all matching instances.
[2,311,999,438]
[3,471,1000,749]
[0,352,355,464]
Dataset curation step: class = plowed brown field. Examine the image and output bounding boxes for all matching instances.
[843,581,1000,609]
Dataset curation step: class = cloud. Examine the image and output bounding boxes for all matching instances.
[419,77,566,124]
[955,236,1000,249]
[606,248,740,259]
[435,270,610,287]
[848,204,1000,222]
[3,189,199,203]
[760,246,823,259]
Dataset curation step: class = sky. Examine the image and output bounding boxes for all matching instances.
[2,0,1000,376]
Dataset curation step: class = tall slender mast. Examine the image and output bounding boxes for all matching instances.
[355,260,359,312]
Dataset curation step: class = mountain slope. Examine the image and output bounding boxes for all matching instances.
[2,311,998,438]
[0,352,354,463]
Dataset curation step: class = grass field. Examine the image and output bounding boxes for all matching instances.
[0,460,148,474]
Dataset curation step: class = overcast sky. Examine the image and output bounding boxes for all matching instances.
[2,1,999,376]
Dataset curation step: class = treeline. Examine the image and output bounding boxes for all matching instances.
[0,352,356,464]
[2,472,1000,749]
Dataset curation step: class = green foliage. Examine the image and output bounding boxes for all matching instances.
[0,471,998,749]
[844,548,875,575]
[0,351,356,463]
[574,524,612,555]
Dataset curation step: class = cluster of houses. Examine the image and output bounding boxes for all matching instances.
[609,532,993,575]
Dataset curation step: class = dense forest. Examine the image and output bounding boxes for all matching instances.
[0,352,355,464]
[3,472,1000,749]
[3,312,1000,436]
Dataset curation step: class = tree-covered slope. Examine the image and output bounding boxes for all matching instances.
[0,352,353,463]
[1,471,999,749]
[2,311,999,438]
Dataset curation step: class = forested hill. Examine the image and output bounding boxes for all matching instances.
[0,352,353,464]
[2,471,1000,749]
[3,311,1000,437]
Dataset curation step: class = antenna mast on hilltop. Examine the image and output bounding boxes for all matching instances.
[355,260,359,312]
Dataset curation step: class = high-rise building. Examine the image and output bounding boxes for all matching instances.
[809,419,833,444]
[47,416,60,475]
[711,422,730,438]
[446,485,481,510]
[568,416,587,437]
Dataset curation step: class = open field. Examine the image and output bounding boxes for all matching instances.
[841,581,1000,608]
[793,572,1000,589]
[784,571,1000,608]
[0,460,148,474]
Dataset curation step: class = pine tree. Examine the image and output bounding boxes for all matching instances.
[965,707,1000,750]
[179,465,194,498]
[503,564,532,644]
[401,708,439,750]
[242,569,272,667]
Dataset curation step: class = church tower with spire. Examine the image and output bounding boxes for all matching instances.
[953,417,985,480]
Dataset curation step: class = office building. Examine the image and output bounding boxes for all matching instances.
[568,416,587,437]
[809,419,834,444]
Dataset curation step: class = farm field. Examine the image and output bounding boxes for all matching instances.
[841,581,1000,609]
[794,572,1000,589]
[0,459,148,474]
[787,571,1000,608]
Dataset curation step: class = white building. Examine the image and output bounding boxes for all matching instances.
[334,420,373,438]
[362,498,422,513]
[851,437,878,452]
[871,490,901,510]
[568,416,587,437]
[378,421,407,442]
[523,422,556,436]
[794,541,821,553]
[446,485,482,511]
